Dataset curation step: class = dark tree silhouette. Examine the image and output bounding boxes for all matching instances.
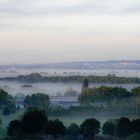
[116,117,132,138]
[45,119,66,137]
[7,120,24,140]
[7,120,22,136]
[131,119,140,134]
[82,78,89,89]
[22,107,47,134]
[68,123,81,135]
[80,118,100,138]
[102,120,115,136]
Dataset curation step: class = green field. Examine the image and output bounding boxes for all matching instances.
[0,110,25,139]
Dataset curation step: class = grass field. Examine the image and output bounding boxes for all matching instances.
[0,110,25,139]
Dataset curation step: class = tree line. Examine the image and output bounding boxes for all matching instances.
[1,73,140,83]
[4,107,140,140]
[79,78,140,104]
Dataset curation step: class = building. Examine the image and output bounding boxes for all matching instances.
[15,97,25,109]
[50,96,80,109]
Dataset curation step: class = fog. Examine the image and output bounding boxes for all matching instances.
[0,80,140,96]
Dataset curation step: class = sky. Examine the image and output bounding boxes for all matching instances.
[0,0,140,64]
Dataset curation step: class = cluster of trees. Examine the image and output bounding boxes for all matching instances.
[2,73,140,84]
[7,107,140,140]
[103,117,140,138]
[0,89,16,116]
[24,93,49,113]
[79,78,140,105]
[6,107,100,140]
[79,86,132,104]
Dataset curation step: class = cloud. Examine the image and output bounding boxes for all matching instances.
[0,0,140,17]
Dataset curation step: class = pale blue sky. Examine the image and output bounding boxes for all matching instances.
[0,0,140,64]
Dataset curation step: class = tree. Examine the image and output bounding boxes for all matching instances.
[3,106,10,116]
[82,78,89,89]
[64,87,78,97]
[22,107,47,134]
[24,93,49,114]
[102,120,115,136]
[7,120,24,140]
[45,119,66,137]
[3,103,16,116]
[131,87,140,96]
[80,118,100,138]
[116,117,132,138]
[0,89,10,108]
[131,119,140,134]
[7,120,22,136]
[68,123,81,135]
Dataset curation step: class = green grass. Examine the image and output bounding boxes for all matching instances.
[1,110,25,128]
[0,110,25,139]
[0,127,7,139]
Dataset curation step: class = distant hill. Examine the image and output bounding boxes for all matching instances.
[1,60,140,70]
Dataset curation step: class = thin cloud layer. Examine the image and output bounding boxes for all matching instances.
[0,0,140,64]
[0,0,140,17]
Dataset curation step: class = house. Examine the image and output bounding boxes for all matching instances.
[90,102,108,108]
[50,96,80,109]
[15,97,25,109]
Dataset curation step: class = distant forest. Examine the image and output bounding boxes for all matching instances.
[1,73,140,84]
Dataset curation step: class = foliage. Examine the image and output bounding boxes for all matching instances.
[127,133,140,140]
[64,87,78,97]
[67,123,81,135]
[131,119,140,134]
[22,107,47,134]
[102,120,115,136]
[79,86,132,104]
[3,104,16,116]
[3,107,10,116]
[131,87,140,96]
[45,119,66,136]
[7,120,21,136]
[7,120,24,140]
[80,118,100,137]
[24,93,49,114]
[82,78,89,89]
[0,89,14,109]
[116,117,132,138]
[14,73,140,83]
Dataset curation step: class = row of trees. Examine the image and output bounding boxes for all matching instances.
[79,78,140,104]
[7,107,100,140]
[103,117,140,138]
[7,107,140,140]
[2,72,140,84]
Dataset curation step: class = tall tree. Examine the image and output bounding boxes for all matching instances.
[82,78,89,89]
